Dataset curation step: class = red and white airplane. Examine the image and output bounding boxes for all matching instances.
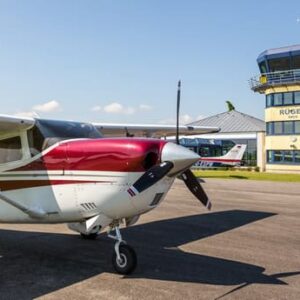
[0,114,219,274]
[195,144,247,168]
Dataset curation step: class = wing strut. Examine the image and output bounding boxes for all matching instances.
[0,192,46,219]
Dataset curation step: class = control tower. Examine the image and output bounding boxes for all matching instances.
[250,44,300,173]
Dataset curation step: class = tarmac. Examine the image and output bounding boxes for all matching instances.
[0,179,299,300]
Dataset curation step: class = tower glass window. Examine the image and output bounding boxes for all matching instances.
[274,122,282,134]
[259,61,268,73]
[292,55,300,69]
[274,93,283,106]
[295,121,300,134]
[295,92,300,104]
[283,121,293,134]
[269,58,290,72]
[265,91,300,107]
[266,94,272,107]
[283,92,293,105]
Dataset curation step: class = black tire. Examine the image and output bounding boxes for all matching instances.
[112,244,137,275]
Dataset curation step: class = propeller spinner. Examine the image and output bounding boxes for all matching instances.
[128,81,211,210]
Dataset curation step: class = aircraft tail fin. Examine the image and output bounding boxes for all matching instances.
[221,144,247,161]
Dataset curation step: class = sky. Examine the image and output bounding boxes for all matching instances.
[0,0,300,124]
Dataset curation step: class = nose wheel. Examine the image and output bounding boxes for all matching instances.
[112,244,137,274]
[108,226,137,274]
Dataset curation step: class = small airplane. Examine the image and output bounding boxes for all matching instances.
[0,112,219,274]
[195,144,247,168]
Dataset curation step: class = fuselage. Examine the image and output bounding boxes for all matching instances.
[196,157,241,168]
[0,137,175,223]
[0,118,200,229]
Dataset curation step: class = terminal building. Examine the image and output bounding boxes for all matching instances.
[250,44,300,173]
[182,110,265,167]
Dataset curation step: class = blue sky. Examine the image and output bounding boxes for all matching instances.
[0,0,300,124]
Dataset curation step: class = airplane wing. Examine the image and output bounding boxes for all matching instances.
[0,114,35,135]
[93,123,220,138]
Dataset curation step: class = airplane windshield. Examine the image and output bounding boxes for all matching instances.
[27,119,102,155]
[36,119,102,140]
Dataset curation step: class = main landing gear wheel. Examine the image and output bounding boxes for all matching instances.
[80,225,100,240]
[112,244,137,275]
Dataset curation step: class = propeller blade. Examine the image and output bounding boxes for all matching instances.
[127,161,174,197]
[180,169,212,210]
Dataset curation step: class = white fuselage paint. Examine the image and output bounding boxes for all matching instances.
[0,170,175,224]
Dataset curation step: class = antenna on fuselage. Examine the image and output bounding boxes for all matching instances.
[176,80,181,145]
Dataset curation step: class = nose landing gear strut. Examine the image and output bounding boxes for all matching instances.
[108,226,137,274]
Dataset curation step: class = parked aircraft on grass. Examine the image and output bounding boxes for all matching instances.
[195,144,247,168]
[0,114,219,274]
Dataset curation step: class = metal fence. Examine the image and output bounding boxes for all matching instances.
[249,69,300,91]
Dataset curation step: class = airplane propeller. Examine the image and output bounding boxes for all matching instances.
[175,80,211,210]
[128,81,211,210]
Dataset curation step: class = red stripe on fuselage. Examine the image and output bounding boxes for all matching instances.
[0,179,110,191]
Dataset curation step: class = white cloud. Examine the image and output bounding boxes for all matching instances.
[104,102,135,115]
[91,105,101,112]
[139,104,152,112]
[33,100,61,113]
[104,102,123,113]
[92,102,153,115]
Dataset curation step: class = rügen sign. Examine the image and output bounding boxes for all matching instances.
[279,108,300,119]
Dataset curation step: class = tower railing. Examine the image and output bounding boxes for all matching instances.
[249,68,300,92]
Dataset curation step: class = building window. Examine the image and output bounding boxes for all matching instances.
[267,121,300,135]
[295,151,300,163]
[267,150,272,162]
[259,61,268,73]
[267,150,300,164]
[283,92,293,105]
[269,58,290,72]
[295,121,300,134]
[274,93,283,106]
[265,91,300,107]
[283,150,293,162]
[266,94,273,107]
[266,122,273,135]
[283,121,293,134]
[295,92,300,104]
[274,122,283,134]
[292,55,300,69]
[273,150,283,162]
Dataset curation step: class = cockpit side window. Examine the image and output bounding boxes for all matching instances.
[0,136,22,164]
[27,125,45,156]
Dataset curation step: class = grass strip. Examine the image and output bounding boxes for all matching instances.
[192,170,300,182]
